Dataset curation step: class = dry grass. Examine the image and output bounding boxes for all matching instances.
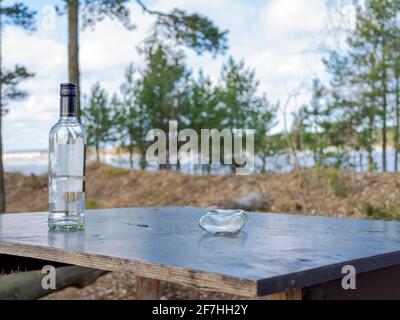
[6,162,400,219]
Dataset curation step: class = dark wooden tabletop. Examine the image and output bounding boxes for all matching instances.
[1,207,400,296]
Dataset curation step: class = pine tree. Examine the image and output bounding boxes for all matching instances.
[114,63,149,169]
[81,82,113,161]
[319,0,400,172]
[347,0,397,171]
[251,94,277,172]
[137,44,189,169]
[218,57,274,172]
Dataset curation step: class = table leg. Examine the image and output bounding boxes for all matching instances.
[135,276,160,300]
[261,288,302,300]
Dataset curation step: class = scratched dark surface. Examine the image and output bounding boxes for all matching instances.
[1,207,400,295]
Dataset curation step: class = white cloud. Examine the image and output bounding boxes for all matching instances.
[79,3,153,94]
[3,25,67,151]
[4,0,334,151]
[153,0,328,107]
[3,2,155,152]
[260,0,326,36]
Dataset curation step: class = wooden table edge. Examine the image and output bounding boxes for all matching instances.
[0,241,258,298]
[256,250,400,298]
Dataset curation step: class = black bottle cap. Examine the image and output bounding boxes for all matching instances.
[60,83,77,116]
[60,83,77,97]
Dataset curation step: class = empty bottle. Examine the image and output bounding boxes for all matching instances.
[48,83,86,230]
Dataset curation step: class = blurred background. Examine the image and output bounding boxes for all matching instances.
[3,0,400,219]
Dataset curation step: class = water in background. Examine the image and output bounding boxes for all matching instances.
[4,149,400,176]
[4,151,48,175]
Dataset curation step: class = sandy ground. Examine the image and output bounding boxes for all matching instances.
[5,162,400,299]
[42,272,244,300]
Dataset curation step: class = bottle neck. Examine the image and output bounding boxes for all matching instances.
[59,115,78,122]
[60,95,77,118]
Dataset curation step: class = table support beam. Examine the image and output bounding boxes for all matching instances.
[260,288,302,300]
[135,276,160,300]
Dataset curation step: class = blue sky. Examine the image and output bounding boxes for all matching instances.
[3,0,352,152]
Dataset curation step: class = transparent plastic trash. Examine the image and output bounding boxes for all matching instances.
[199,209,248,235]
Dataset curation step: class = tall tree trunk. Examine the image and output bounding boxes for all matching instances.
[140,149,146,170]
[382,62,388,172]
[395,74,400,172]
[381,30,388,172]
[382,96,387,172]
[368,114,374,172]
[262,154,266,173]
[68,0,80,119]
[95,144,99,161]
[129,148,133,169]
[0,3,5,213]
[0,108,5,213]
[128,136,134,169]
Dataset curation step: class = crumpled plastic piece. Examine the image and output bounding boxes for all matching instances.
[199,209,248,235]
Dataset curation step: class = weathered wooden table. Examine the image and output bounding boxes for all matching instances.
[2,207,400,299]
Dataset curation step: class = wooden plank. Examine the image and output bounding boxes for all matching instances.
[2,207,400,296]
[261,289,302,300]
[0,242,257,297]
[136,276,160,300]
[1,253,66,275]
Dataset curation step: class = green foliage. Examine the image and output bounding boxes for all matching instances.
[138,44,189,133]
[150,8,228,56]
[329,170,349,198]
[1,65,34,113]
[302,0,400,172]
[83,43,278,172]
[81,82,114,160]
[219,57,261,129]
[74,1,400,175]
[362,202,399,220]
[214,57,277,170]
[103,165,129,177]
[137,44,191,169]
[58,1,227,55]
[113,63,150,168]
[2,2,36,31]
[294,78,354,168]
[182,71,221,131]
[86,199,98,209]
[294,1,400,172]
[57,0,134,30]
[80,0,134,30]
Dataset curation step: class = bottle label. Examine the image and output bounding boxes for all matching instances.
[56,144,85,176]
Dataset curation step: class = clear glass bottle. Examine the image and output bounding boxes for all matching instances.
[48,83,86,230]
